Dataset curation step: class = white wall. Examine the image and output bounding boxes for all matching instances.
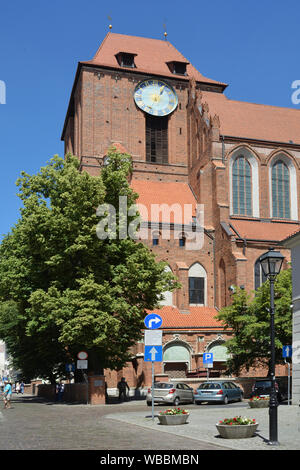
[291,245,300,405]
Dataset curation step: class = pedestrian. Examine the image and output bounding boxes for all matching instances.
[15,382,20,395]
[117,377,130,402]
[58,381,65,402]
[20,381,25,395]
[2,381,12,409]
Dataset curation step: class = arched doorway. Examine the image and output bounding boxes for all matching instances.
[163,341,191,378]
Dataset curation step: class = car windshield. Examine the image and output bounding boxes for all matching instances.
[199,383,221,390]
[255,381,271,388]
[153,383,174,389]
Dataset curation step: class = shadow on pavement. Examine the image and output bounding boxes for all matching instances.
[10,393,147,406]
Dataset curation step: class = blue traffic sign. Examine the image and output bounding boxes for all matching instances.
[66,363,75,372]
[282,345,292,358]
[203,352,213,364]
[144,345,163,362]
[144,313,163,330]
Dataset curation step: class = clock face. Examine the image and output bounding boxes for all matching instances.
[134,79,178,116]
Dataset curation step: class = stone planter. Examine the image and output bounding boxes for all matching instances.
[248,400,269,408]
[158,414,189,425]
[216,423,259,439]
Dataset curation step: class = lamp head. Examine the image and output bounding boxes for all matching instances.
[259,248,284,280]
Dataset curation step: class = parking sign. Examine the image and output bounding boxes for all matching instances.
[203,352,213,365]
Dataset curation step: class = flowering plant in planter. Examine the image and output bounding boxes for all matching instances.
[218,416,256,426]
[159,408,189,415]
[216,416,258,438]
[249,396,269,401]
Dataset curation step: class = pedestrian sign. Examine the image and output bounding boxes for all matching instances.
[144,345,163,362]
[66,363,75,372]
[144,313,163,330]
[282,345,292,358]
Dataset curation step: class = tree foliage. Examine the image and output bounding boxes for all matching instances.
[216,268,292,376]
[0,149,179,381]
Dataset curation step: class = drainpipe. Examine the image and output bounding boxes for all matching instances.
[221,135,225,164]
[205,230,217,309]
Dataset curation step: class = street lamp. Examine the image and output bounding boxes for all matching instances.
[259,247,285,446]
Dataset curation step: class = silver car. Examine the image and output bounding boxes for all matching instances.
[194,381,244,405]
[146,382,194,406]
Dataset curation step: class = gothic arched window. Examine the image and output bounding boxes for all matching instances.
[271,160,290,219]
[232,156,252,216]
[188,263,206,306]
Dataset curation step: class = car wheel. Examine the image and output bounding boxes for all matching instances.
[223,395,229,405]
[174,397,180,406]
[195,401,201,405]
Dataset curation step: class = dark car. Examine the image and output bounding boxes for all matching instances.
[251,379,288,402]
[194,381,244,405]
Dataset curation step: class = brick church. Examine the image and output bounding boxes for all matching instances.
[61,32,300,390]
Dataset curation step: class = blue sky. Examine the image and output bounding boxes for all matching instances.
[0,0,299,238]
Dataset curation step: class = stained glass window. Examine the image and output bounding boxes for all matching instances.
[272,161,290,219]
[232,157,252,215]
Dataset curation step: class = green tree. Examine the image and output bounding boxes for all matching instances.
[0,149,179,382]
[216,268,292,376]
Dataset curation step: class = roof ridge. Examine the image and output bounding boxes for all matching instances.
[92,32,111,60]
[223,94,300,112]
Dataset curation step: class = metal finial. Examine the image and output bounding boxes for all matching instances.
[163,23,167,40]
[108,16,112,31]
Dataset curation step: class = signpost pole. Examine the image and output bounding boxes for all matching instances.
[283,346,292,406]
[151,361,154,422]
[284,359,291,405]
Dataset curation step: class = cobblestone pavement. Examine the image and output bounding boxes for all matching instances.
[108,402,300,451]
[0,394,227,451]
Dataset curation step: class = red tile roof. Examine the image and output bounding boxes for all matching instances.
[201,91,300,145]
[82,33,226,87]
[131,179,197,223]
[147,306,224,329]
[230,218,300,242]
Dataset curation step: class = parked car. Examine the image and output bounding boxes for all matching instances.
[146,382,194,406]
[250,379,289,402]
[194,381,244,405]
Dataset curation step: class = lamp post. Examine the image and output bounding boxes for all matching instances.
[259,248,285,446]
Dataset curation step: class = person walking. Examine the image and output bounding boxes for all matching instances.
[2,381,12,409]
[58,381,65,402]
[117,377,130,402]
[20,381,25,395]
[15,382,20,395]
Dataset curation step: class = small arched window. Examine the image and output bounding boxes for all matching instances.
[271,160,290,219]
[232,156,252,216]
[152,230,160,246]
[178,232,186,248]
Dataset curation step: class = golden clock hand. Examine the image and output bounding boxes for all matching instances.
[159,86,165,95]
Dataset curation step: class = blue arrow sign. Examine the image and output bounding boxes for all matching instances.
[144,313,163,330]
[282,345,292,358]
[144,345,163,362]
[66,363,75,372]
[203,352,213,364]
